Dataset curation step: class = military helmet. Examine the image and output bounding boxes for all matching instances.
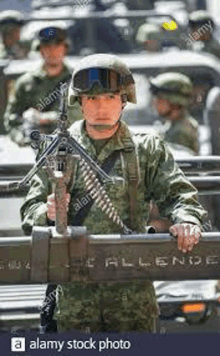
[33,26,70,51]
[188,10,214,29]
[149,72,193,106]
[0,10,24,32]
[68,54,136,105]
[136,23,161,43]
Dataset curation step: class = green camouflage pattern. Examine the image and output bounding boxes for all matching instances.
[163,111,199,154]
[150,72,193,107]
[4,63,83,145]
[21,119,207,332]
[57,281,158,332]
[69,54,137,105]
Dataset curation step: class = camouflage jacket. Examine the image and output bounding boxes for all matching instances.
[4,62,83,144]
[163,111,199,154]
[21,119,206,235]
[0,42,28,60]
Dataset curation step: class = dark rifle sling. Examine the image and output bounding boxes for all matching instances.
[72,150,122,226]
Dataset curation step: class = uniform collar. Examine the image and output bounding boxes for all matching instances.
[69,120,135,163]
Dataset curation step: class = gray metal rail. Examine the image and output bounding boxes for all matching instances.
[0,230,220,283]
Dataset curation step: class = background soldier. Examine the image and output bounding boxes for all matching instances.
[187,10,220,60]
[150,72,199,155]
[4,25,83,146]
[0,10,28,60]
[21,54,206,333]
[136,23,161,53]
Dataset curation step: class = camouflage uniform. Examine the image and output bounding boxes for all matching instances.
[21,119,206,332]
[163,112,199,154]
[150,72,199,154]
[4,64,83,145]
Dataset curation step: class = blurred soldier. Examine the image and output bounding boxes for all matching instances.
[187,10,220,60]
[202,87,220,232]
[0,10,28,60]
[205,86,220,231]
[150,72,199,154]
[136,23,161,53]
[205,86,220,155]
[21,54,206,333]
[4,26,83,146]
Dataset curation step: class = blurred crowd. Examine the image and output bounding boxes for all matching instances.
[1,1,220,154]
[1,2,220,59]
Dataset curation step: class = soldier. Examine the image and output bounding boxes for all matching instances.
[204,86,220,231]
[0,10,28,60]
[136,23,161,53]
[150,72,199,154]
[187,10,220,60]
[21,54,206,333]
[4,25,83,146]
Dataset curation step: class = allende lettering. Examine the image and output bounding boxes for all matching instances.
[84,255,219,268]
[36,82,68,112]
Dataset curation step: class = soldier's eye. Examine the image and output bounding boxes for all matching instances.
[108,94,115,99]
[88,96,96,100]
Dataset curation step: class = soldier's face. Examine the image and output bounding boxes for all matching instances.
[40,43,66,65]
[144,40,159,52]
[3,26,21,47]
[80,93,123,126]
[152,97,171,116]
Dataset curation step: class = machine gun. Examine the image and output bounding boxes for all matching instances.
[0,84,130,236]
[1,84,220,284]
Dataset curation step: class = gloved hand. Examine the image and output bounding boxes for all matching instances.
[169,223,201,253]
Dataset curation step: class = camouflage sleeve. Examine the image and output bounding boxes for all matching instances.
[148,138,207,228]
[173,127,199,154]
[4,75,29,129]
[20,167,52,235]
[4,75,30,143]
[67,101,83,125]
